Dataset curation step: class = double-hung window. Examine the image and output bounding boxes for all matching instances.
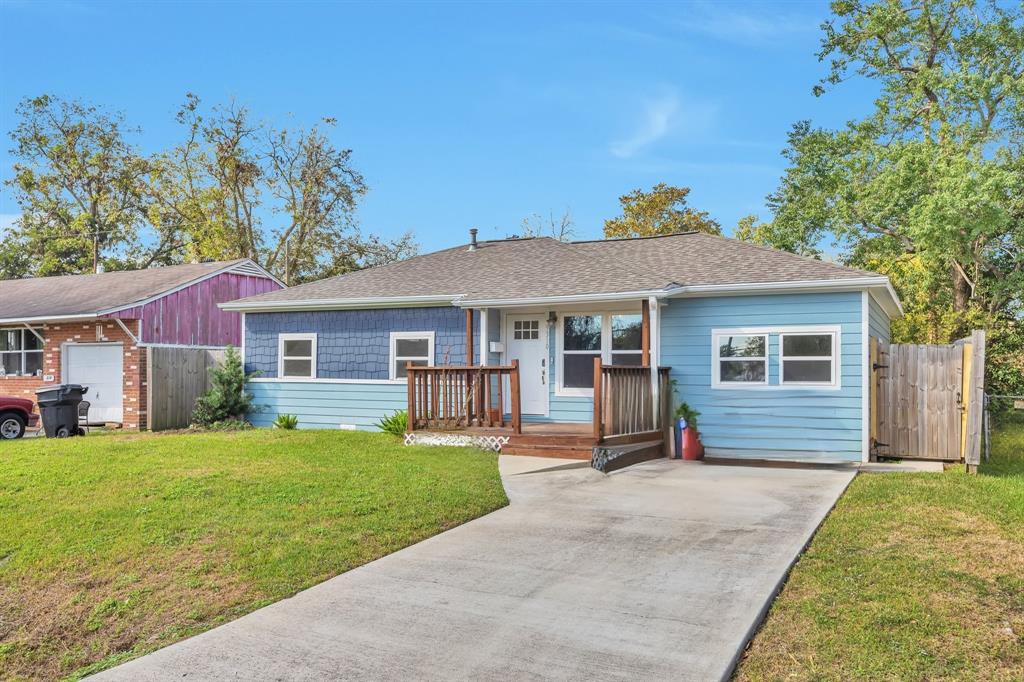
[558,313,646,394]
[561,315,603,390]
[610,314,643,366]
[390,331,434,380]
[0,329,43,377]
[713,332,768,386]
[780,331,837,386]
[278,333,317,378]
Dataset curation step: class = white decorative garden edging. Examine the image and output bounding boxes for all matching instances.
[403,432,510,452]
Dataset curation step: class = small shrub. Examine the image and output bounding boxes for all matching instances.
[674,401,700,432]
[377,410,408,437]
[195,419,252,432]
[191,346,257,427]
[273,414,299,430]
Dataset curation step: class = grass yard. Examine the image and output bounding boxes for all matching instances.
[737,414,1024,681]
[0,429,507,680]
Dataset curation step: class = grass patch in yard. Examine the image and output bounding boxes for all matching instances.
[0,429,507,680]
[736,414,1024,681]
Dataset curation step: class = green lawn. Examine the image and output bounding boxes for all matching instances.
[736,415,1024,681]
[0,430,507,680]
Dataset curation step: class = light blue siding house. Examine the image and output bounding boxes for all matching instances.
[222,231,902,464]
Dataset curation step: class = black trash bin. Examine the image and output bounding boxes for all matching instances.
[35,384,88,438]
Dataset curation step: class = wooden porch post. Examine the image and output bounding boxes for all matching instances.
[641,299,651,367]
[592,356,603,441]
[406,361,414,433]
[465,309,474,366]
[510,359,522,434]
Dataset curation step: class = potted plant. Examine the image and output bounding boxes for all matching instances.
[674,401,704,460]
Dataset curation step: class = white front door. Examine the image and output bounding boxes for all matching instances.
[64,343,124,423]
[506,315,548,415]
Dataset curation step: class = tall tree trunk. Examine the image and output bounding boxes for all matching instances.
[952,265,971,312]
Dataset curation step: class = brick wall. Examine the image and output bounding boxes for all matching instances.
[244,307,476,379]
[0,320,147,430]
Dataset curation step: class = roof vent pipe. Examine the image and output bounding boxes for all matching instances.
[468,228,478,251]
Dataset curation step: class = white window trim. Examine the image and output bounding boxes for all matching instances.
[555,311,643,397]
[710,325,843,391]
[779,330,840,387]
[389,331,435,381]
[278,333,317,379]
[711,330,769,388]
[0,327,44,377]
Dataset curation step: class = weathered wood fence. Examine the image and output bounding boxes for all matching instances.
[871,329,985,469]
[146,347,224,431]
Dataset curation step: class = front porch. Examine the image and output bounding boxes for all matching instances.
[404,299,673,461]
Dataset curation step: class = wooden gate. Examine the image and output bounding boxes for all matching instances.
[875,341,964,460]
[146,347,225,431]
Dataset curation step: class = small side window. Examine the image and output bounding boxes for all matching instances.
[278,334,317,378]
[780,332,837,386]
[390,332,435,380]
[713,333,768,386]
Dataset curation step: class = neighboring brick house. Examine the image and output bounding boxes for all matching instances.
[0,259,282,429]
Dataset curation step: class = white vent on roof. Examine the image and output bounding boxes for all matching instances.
[230,261,272,278]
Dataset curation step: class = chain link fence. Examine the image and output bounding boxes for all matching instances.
[984,394,1024,463]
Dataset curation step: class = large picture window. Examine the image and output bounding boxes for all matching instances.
[713,333,768,386]
[389,331,434,380]
[780,332,837,386]
[557,312,647,394]
[278,333,317,378]
[0,328,43,377]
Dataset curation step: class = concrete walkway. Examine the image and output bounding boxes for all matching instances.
[96,457,855,681]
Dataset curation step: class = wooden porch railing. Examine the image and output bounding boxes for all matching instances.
[406,360,522,433]
[593,359,672,440]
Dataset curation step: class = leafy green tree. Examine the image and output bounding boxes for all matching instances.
[603,183,720,238]
[757,0,1024,394]
[4,95,151,275]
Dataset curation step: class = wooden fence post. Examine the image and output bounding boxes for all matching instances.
[965,329,986,473]
[592,357,603,441]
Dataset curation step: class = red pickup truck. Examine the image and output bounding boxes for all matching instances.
[0,396,40,439]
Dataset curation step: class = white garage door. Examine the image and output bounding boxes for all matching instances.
[64,343,124,423]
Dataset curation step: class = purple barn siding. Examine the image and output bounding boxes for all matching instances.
[102,273,280,346]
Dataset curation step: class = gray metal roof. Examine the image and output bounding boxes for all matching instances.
[0,259,255,322]
[230,233,881,306]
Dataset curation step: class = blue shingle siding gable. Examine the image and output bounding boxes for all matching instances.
[245,307,473,379]
[659,292,864,463]
[868,294,891,343]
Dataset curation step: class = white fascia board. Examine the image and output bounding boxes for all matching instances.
[666,276,903,316]
[218,294,462,313]
[0,313,99,325]
[458,289,668,308]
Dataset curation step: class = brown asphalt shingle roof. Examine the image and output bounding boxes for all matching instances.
[0,259,251,321]
[232,232,879,306]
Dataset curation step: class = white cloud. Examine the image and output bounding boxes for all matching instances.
[675,2,818,45]
[609,89,717,159]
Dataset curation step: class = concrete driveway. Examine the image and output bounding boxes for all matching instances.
[96,457,855,681]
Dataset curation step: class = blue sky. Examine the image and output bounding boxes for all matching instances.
[0,0,877,252]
